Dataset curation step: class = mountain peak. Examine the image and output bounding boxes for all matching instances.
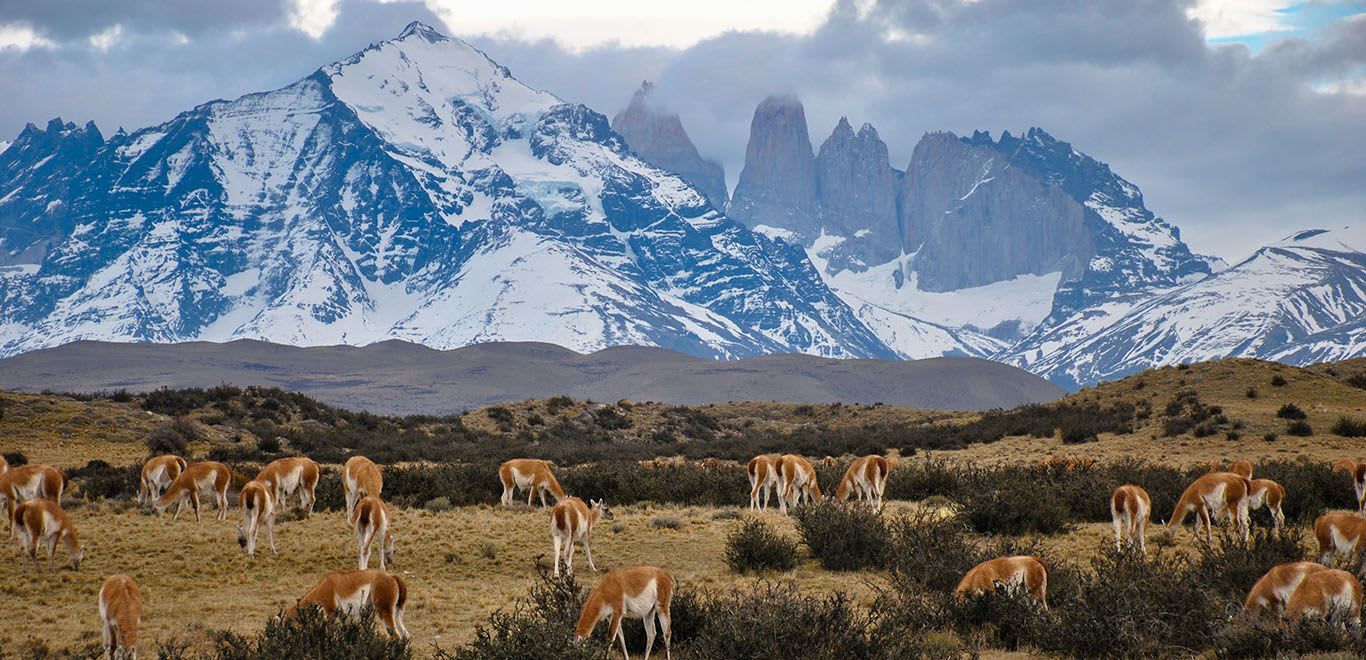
[397,20,448,42]
[611,81,728,210]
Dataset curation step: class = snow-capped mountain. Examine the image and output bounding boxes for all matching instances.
[0,22,895,360]
[1004,225,1366,387]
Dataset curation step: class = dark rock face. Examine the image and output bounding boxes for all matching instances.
[814,118,900,272]
[899,132,1092,291]
[611,82,728,211]
[727,96,820,240]
[0,119,105,265]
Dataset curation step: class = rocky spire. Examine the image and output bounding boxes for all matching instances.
[727,95,820,239]
[814,118,899,270]
[611,82,728,211]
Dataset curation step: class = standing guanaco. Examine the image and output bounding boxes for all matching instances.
[1332,459,1366,512]
[1244,561,1328,618]
[1110,484,1152,552]
[1,463,66,536]
[288,569,409,638]
[777,454,820,514]
[98,574,143,660]
[351,495,396,571]
[1163,472,1251,542]
[139,455,187,506]
[14,498,83,572]
[551,497,613,576]
[255,457,320,518]
[1314,511,1366,565]
[746,455,780,511]
[835,455,890,512]
[1246,478,1286,531]
[236,479,277,558]
[1285,568,1363,625]
[499,459,565,508]
[575,565,673,660]
[154,461,231,522]
[343,455,383,519]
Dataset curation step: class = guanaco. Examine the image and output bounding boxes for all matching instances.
[255,457,320,518]
[98,574,143,660]
[1332,459,1366,512]
[1164,472,1251,542]
[575,565,673,660]
[1244,561,1328,618]
[746,455,780,511]
[835,455,890,512]
[955,556,1048,609]
[351,495,396,571]
[1246,478,1286,531]
[1110,484,1152,552]
[343,455,383,519]
[1314,511,1366,565]
[139,455,187,505]
[1,463,66,536]
[288,569,409,638]
[14,499,83,572]
[1285,568,1363,625]
[552,497,614,576]
[777,454,820,514]
[499,459,565,507]
[236,479,277,558]
[154,461,231,522]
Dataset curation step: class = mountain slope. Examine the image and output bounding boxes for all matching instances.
[0,22,894,361]
[1004,225,1366,387]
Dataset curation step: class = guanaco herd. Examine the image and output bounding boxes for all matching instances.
[6,451,1366,658]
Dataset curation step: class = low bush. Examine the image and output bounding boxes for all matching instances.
[1331,416,1366,438]
[1285,420,1313,436]
[211,605,410,660]
[724,518,797,573]
[3,451,28,466]
[1214,615,1366,657]
[791,500,888,571]
[1270,374,1287,386]
[438,571,595,660]
[68,460,141,501]
[682,583,879,660]
[648,515,684,530]
[1347,374,1366,389]
[957,470,1073,535]
[1276,403,1307,420]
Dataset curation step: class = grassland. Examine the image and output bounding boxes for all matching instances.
[0,357,1362,657]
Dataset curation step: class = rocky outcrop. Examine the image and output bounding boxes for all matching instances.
[727,96,820,240]
[0,118,105,265]
[814,118,900,272]
[611,82,728,211]
[899,132,1091,291]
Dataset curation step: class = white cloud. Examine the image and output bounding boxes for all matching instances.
[290,0,339,39]
[1187,0,1294,39]
[89,24,124,51]
[423,0,835,50]
[0,23,54,51]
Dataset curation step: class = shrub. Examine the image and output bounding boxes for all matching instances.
[648,515,684,530]
[1263,432,1277,443]
[68,460,140,500]
[1276,403,1307,419]
[3,451,28,467]
[1245,387,1258,399]
[1270,374,1287,386]
[1214,616,1366,657]
[256,436,282,453]
[211,605,410,660]
[1331,416,1366,438]
[1286,420,1313,436]
[884,511,1010,592]
[424,497,454,513]
[145,417,201,455]
[1347,374,1366,389]
[791,500,888,571]
[724,518,797,573]
[682,582,877,660]
[544,396,576,414]
[958,472,1072,535]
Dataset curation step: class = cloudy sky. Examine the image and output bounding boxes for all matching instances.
[0,0,1362,261]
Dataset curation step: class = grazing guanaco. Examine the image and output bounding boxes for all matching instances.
[551,497,614,576]
[1332,459,1366,512]
[1246,478,1286,531]
[575,566,673,660]
[98,574,142,660]
[351,495,395,571]
[256,457,320,518]
[1314,511,1366,565]
[288,569,409,638]
[955,556,1048,609]
[834,455,890,512]
[1285,568,1363,625]
[746,455,780,511]
[777,454,821,514]
[236,480,277,558]
[154,461,231,522]
[1229,459,1254,479]
[498,459,565,508]
[343,455,383,519]
[1243,561,1328,618]
[138,455,187,506]
[13,499,83,572]
[1163,472,1251,542]
[1110,484,1152,552]
[0,463,66,536]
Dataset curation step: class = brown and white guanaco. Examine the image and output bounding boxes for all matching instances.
[98,574,143,659]
[1244,561,1328,618]
[236,479,277,558]
[0,463,66,537]
[343,455,383,519]
[955,556,1048,609]
[288,569,409,638]
[499,459,566,508]
[746,455,780,511]
[1163,472,1251,542]
[835,455,890,512]
[1286,568,1363,625]
[575,565,673,660]
[154,461,231,522]
[14,498,83,572]
[256,457,320,518]
[1110,484,1152,552]
[351,495,396,571]
[551,496,613,576]
[139,455,187,506]
[777,454,821,514]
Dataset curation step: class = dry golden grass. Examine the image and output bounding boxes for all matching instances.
[0,499,878,656]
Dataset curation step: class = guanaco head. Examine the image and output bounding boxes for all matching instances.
[236,525,248,549]
[591,499,615,522]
